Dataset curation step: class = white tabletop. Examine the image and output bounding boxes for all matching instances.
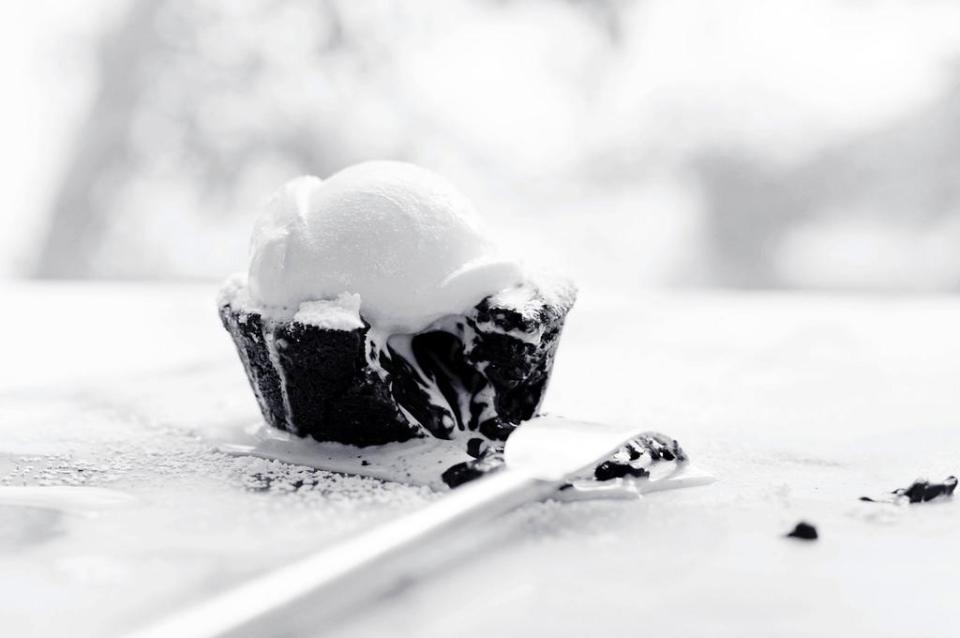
[2,283,958,637]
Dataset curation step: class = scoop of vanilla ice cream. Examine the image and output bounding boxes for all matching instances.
[247,161,522,332]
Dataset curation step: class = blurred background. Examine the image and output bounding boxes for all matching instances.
[5,0,960,295]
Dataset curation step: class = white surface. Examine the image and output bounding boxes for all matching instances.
[1,283,958,637]
[246,163,522,331]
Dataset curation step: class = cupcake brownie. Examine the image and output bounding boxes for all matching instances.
[219,162,576,486]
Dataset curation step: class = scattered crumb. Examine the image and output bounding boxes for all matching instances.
[785,521,818,541]
[860,475,957,504]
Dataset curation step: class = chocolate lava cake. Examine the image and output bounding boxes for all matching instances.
[219,276,575,465]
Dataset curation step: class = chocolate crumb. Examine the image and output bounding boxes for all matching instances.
[441,462,487,488]
[594,461,649,481]
[466,437,486,459]
[785,521,818,541]
[441,448,505,488]
[861,475,957,504]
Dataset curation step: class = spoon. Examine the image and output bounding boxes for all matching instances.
[127,416,708,638]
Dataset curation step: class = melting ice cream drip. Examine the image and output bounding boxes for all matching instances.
[360,315,519,445]
[263,330,297,435]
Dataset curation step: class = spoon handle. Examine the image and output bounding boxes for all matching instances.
[127,469,556,638]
